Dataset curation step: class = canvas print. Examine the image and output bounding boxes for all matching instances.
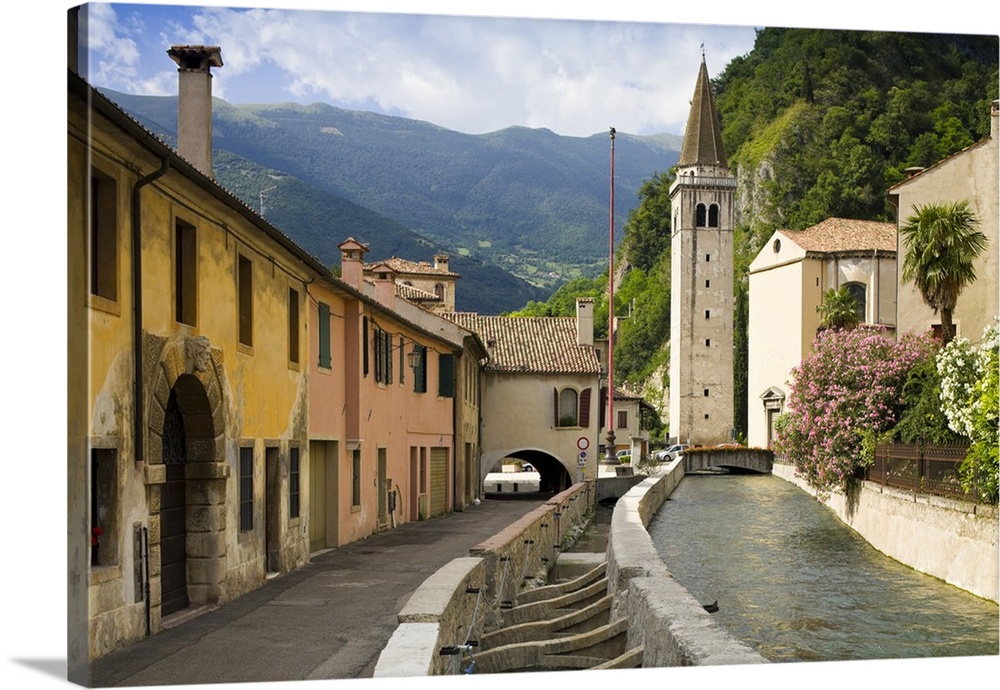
[60,2,998,688]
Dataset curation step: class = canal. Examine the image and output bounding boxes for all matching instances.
[646,472,999,664]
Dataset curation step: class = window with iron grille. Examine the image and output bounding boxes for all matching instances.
[90,448,119,566]
[239,446,254,532]
[289,447,300,519]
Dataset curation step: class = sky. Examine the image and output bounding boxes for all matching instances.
[3,2,998,690]
[76,0,999,138]
[81,1,758,137]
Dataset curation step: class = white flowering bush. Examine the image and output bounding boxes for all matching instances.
[937,317,999,502]
[937,334,979,438]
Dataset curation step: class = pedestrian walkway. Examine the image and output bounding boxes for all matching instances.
[87,497,547,687]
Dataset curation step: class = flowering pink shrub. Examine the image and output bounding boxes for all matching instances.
[773,326,936,495]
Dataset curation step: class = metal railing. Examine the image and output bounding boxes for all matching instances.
[869,443,979,502]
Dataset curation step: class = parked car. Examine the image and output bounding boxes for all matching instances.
[656,444,690,462]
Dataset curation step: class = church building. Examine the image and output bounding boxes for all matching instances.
[668,56,737,445]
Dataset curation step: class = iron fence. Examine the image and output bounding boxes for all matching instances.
[869,443,980,502]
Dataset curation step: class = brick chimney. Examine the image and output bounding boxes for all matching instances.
[434,254,450,272]
[168,45,223,178]
[576,297,594,347]
[338,238,369,290]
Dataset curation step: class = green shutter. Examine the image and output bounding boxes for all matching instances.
[414,346,427,393]
[438,353,455,398]
[318,302,331,369]
[362,316,369,377]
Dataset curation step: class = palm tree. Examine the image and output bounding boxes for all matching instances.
[899,200,987,344]
[817,286,860,331]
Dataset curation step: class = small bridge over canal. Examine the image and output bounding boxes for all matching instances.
[682,448,773,474]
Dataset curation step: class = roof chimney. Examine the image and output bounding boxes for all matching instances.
[168,45,223,178]
[576,297,594,347]
[372,263,397,310]
[338,237,369,290]
[434,254,450,272]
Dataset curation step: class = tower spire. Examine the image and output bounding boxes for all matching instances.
[677,56,727,168]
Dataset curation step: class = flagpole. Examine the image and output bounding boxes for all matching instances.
[605,127,616,462]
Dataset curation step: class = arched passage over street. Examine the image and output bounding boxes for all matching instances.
[484,449,576,496]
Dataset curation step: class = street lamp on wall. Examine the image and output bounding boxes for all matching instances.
[407,346,422,371]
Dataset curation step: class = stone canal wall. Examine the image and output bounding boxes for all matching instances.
[772,462,999,603]
[374,480,596,677]
[605,458,767,667]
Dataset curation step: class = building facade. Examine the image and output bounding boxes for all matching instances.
[446,298,602,492]
[746,219,897,448]
[889,100,999,344]
[70,62,325,665]
[668,57,736,445]
[69,39,480,671]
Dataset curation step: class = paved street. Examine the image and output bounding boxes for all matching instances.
[88,497,546,687]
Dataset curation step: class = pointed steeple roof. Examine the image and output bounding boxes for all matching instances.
[678,56,728,168]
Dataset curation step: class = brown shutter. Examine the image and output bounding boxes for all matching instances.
[579,387,592,428]
[554,388,559,426]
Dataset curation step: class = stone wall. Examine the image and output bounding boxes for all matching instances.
[374,481,596,677]
[772,462,999,603]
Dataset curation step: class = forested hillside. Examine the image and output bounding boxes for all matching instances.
[513,27,999,440]
[104,87,682,296]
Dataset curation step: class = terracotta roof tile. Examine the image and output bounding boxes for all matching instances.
[444,313,600,374]
[781,217,896,254]
[365,256,459,277]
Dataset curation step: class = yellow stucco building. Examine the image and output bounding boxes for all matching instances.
[68,41,483,674]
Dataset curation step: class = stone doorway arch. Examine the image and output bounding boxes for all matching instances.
[145,334,229,625]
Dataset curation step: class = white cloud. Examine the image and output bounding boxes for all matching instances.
[88,0,997,137]
[92,4,758,136]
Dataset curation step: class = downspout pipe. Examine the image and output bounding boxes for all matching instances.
[132,157,169,464]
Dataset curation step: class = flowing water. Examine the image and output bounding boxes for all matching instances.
[646,473,999,663]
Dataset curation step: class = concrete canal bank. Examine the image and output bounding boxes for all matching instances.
[772,462,999,603]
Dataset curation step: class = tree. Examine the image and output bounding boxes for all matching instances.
[817,286,861,331]
[899,199,988,343]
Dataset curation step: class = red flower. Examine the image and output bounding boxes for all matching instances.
[91,526,102,546]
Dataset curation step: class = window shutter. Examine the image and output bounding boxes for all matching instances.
[438,353,455,397]
[579,387,592,428]
[553,388,559,426]
[414,346,427,393]
[385,330,393,383]
[399,336,405,384]
[362,317,369,377]
[318,302,331,368]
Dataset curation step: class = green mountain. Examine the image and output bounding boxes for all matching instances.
[101,88,683,312]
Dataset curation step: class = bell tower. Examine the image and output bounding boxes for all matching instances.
[668,55,736,445]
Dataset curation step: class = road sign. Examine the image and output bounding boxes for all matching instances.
[577,437,589,451]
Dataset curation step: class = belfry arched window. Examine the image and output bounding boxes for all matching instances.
[695,203,707,227]
[708,203,720,227]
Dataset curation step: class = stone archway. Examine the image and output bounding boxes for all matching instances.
[145,334,229,623]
